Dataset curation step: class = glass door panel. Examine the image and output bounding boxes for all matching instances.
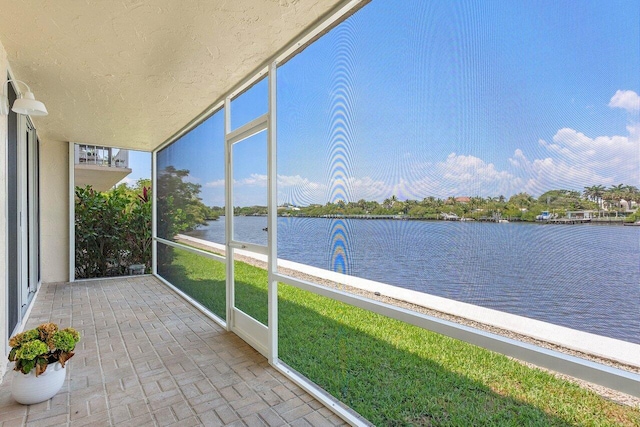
[232,130,268,246]
[231,130,268,326]
[7,81,19,333]
[233,260,268,326]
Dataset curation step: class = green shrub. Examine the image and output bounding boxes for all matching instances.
[75,184,151,278]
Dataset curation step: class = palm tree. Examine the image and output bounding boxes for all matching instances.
[420,196,436,208]
[469,197,484,213]
[509,192,533,209]
[610,183,626,194]
[592,187,603,207]
[606,184,626,211]
[620,185,640,211]
[404,199,418,210]
[591,185,606,209]
[582,185,597,201]
[383,195,398,210]
[624,185,640,203]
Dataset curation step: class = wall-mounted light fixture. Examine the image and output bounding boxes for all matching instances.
[0,79,48,116]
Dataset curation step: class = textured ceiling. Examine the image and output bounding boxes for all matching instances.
[0,0,343,151]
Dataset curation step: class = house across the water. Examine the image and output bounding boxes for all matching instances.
[566,210,597,220]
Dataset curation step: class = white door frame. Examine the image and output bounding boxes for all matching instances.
[25,120,40,296]
[224,64,278,359]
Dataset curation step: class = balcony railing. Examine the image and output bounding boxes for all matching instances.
[74,144,129,169]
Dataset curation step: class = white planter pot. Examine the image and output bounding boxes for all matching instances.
[11,362,66,405]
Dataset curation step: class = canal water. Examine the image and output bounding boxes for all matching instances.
[187,216,640,344]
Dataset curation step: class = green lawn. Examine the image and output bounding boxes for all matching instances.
[158,246,640,426]
[157,246,227,320]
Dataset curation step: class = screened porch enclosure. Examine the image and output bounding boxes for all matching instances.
[151,2,640,424]
[0,0,638,425]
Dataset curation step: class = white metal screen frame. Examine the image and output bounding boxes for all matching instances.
[68,143,75,282]
[224,76,274,358]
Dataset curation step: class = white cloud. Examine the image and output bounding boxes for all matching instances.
[277,174,327,206]
[209,174,328,189]
[344,176,393,201]
[337,154,522,202]
[117,176,136,187]
[609,90,640,112]
[509,151,615,196]
[206,89,639,205]
[537,126,638,178]
[508,149,527,167]
[506,90,640,195]
[277,174,325,190]
[510,132,637,195]
[205,179,225,188]
[538,128,636,170]
[426,153,522,198]
[277,154,523,204]
[239,174,268,187]
[628,123,640,142]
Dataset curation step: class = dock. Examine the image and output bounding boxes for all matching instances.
[546,218,592,224]
[317,214,408,220]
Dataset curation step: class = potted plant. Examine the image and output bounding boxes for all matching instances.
[7,323,81,405]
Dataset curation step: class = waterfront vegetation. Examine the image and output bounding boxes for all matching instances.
[156,166,220,237]
[159,247,640,426]
[156,166,639,225]
[213,184,640,223]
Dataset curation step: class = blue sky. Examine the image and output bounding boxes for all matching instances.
[119,149,151,186]
[155,0,639,207]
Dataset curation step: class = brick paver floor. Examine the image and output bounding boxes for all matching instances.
[0,277,351,426]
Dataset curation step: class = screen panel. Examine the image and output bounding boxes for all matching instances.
[157,110,225,246]
[275,0,640,344]
[157,242,227,320]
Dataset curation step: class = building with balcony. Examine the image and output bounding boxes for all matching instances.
[0,1,639,425]
[74,144,132,191]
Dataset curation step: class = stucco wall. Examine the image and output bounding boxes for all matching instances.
[40,140,69,283]
[0,40,8,378]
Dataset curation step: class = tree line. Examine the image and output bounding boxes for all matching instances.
[582,184,640,209]
[154,167,639,226]
[75,172,639,279]
[271,184,639,222]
